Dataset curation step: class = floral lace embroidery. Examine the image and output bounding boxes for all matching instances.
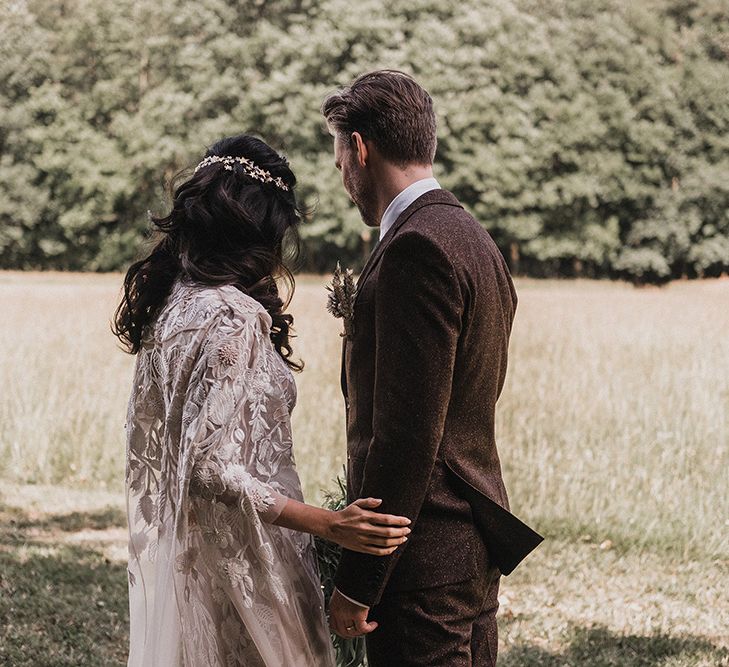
[124,281,334,666]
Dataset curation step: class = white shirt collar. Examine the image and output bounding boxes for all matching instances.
[379,177,441,241]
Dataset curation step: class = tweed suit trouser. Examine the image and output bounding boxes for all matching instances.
[365,566,500,667]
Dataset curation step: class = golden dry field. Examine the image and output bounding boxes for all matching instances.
[1,271,728,666]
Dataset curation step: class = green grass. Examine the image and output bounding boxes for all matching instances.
[1,482,727,666]
[0,489,128,666]
[500,627,729,667]
[0,272,728,665]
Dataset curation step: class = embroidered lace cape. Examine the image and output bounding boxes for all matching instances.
[125,280,335,666]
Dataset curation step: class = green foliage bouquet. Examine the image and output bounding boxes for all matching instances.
[315,475,367,667]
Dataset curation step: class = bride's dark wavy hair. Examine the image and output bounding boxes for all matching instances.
[113,133,304,370]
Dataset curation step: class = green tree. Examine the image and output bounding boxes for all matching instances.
[0,0,727,281]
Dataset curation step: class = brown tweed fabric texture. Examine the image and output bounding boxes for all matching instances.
[335,188,531,615]
[366,566,501,667]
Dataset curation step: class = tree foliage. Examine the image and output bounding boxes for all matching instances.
[1,0,727,281]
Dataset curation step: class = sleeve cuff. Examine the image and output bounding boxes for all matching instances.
[334,587,369,608]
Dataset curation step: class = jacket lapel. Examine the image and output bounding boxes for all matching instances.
[354,189,463,302]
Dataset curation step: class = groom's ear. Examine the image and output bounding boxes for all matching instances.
[350,132,369,168]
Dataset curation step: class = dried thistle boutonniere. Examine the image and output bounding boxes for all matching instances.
[326,262,356,339]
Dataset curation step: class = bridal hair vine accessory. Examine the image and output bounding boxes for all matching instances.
[326,262,356,339]
[194,155,290,191]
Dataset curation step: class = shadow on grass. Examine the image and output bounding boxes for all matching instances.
[2,503,727,666]
[501,624,729,667]
[0,502,126,536]
[0,503,129,667]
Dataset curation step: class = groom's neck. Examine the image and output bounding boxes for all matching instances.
[370,161,435,225]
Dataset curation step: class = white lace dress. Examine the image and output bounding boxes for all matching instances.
[124,280,335,666]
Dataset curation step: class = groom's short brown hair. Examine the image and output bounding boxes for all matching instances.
[322,70,437,167]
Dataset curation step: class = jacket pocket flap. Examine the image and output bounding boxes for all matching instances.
[444,457,544,575]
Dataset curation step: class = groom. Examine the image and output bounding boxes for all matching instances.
[323,70,542,666]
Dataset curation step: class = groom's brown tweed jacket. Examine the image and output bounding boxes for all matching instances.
[335,189,541,608]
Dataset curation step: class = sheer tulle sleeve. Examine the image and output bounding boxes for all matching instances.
[184,306,289,523]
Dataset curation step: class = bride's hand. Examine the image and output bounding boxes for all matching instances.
[327,498,411,555]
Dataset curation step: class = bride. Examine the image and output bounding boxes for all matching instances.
[113,134,411,666]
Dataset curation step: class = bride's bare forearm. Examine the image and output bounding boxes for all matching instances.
[271,497,333,539]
